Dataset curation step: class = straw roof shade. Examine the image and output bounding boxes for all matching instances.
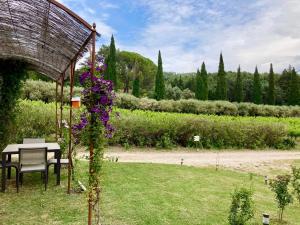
[0,0,96,80]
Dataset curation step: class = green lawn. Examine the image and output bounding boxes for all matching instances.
[1,161,300,225]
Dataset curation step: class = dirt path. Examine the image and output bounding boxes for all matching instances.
[77,146,300,174]
[100,149,300,175]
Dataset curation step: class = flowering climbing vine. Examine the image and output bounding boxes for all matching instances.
[72,56,115,224]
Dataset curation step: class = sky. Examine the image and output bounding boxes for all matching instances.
[59,0,300,73]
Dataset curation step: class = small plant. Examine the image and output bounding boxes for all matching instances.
[228,187,254,225]
[291,166,300,203]
[269,175,293,222]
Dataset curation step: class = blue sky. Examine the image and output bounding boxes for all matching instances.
[59,0,300,73]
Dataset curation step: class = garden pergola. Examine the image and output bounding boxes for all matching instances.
[0,0,97,223]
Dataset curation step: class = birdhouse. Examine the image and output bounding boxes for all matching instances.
[71,97,81,108]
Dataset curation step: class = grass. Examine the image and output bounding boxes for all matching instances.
[1,161,300,225]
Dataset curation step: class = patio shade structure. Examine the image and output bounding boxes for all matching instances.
[0,1,98,224]
[0,0,97,79]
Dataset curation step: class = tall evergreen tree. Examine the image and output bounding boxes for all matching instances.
[267,63,275,105]
[107,35,117,87]
[288,68,299,105]
[132,76,140,97]
[195,69,202,100]
[216,53,227,100]
[253,66,262,104]
[234,65,243,102]
[200,62,208,100]
[154,50,165,100]
[178,75,184,90]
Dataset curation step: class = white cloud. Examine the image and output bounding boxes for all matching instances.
[58,0,115,40]
[98,1,119,9]
[122,0,300,73]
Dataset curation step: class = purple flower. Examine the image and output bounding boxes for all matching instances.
[99,95,109,105]
[91,107,101,113]
[91,85,101,93]
[72,55,116,144]
[79,72,90,85]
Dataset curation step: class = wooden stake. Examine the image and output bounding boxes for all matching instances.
[60,74,64,138]
[55,80,58,141]
[88,22,97,225]
[67,62,75,194]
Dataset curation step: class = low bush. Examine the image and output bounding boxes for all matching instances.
[12,100,297,149]
[291,166,300,203]
[21,79,82,103]
[269,175,293,222]
[228,188,254,225]
[109,109,295,149]
[116,93,300,117]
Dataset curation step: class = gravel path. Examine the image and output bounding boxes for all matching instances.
[104,151,300,167]
[88,149,300,174]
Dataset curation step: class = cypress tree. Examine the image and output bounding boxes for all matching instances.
[234,65,243,102]
[268,63,275,105]
[216,53,227,100]
[132,76,140,97]
[107,35,117,87]
[288,68,299,105]
[104,57,110,80]
[195,69,202,100]
[154,50,165,100]
[253,66,262,104]
[200,62,208,100]
[178,75,184,90]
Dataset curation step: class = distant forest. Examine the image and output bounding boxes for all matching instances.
[28,37,300,106]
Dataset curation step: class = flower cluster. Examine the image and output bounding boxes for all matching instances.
[72,56,115,143]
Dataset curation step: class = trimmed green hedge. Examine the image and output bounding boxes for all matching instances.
[116,94,300,117]
[12,100,297,149]
[21,80,300,118]
[110,109,294,149]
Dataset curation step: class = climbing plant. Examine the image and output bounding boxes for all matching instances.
[72,56,116,224]
[0,59,27,152]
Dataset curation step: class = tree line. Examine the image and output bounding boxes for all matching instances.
[97,35,300,106]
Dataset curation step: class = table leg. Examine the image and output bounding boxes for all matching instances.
[56,151,61,185]
[1,153,6,192]
[7,154,11,179]
[54,152,57,174]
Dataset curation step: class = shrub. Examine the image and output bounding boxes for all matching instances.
[181,88,195,99]
[116,93,300,118]
[291,166,300,203]
[165,85,182,100]
[228,188,254,225]
[110,109,292,149]
[0,60,27,152]
[269,175,293,222]
[21,79,83,103]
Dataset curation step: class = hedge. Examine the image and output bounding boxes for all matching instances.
[109,109,294,149]
[21,79,82,103]
[116,93,300,117]
[11,100,297,149]
[20,80,300,117]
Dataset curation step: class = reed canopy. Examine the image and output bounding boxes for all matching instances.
[0,0,97,80]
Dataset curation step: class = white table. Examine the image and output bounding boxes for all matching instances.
[1,143,61,192]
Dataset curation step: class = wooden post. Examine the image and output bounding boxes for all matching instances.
[55,80,58,141]
[67,62,75,194]
[60,74,64,138]
[88,23,96,225]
